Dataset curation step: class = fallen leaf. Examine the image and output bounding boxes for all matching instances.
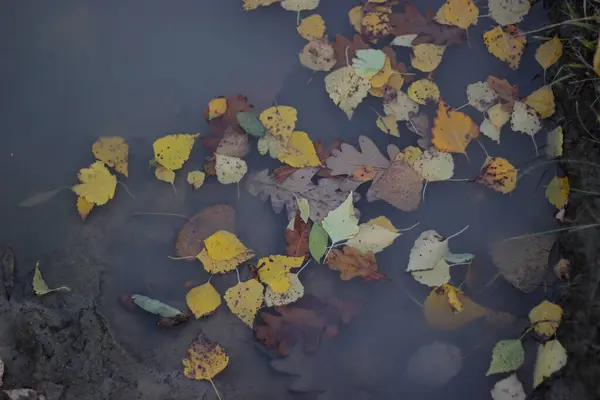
[369,56,393,88]
[225,278,264,327]
[175,205,235,259]
[546,127,563,158]
[467,81,499,112]
[258,255,305,293]
[131,294,187,318]
[332,34,370,69]
[489,0,531,25]
[281,0,319,11]
[92,136,129,176]
[153,133,199,171]
[511,101,542,135]
[237,111,266,138]
[394,145,423,166]
[424,284,489,330]
[411,43,445,72]
[297,14,326,41]
[553,258,570,281]
[408,79,440,105]
[432,100,480,154]
[299,39,336,71]
[483,26,526,70]
[490,235,555,293]
[348,5,363,33]
[376,114,400,136]
[361,5,392,42]
[326,246,387,281]
[206,97,227,120]
[407,229,466,272]
[491,374,526,400]
[595,37,600,76]
[72,161,117,206]
[536,36,562,70]
[183,333,229,383]
[345,216,400,254]
[202,95,253,153]
[198,247,255,274]
[435,0,479,30]
[18,187,66,208]
[205,230,251,261]
[215,129,250,158]
[155,165,175,184]
[352,49,386,78]
[215,154,248,184]
[524,86,555,119]
[476,157,517,194]
[413,148,455,181]
[309,221,329,262]
[278,131,321,168]
[488,103,511,129]
[325,66,371,119]
[390,3,466,46]
[486,339,525,375]
[260,105,297,138]
[326,135,390,178]
[187,170,206,189]
[488,76,520,104]
[384,88,420,121]
[545,176,569,209]
[405,341,463,387]
[407,111,433,148]
[369,160,423,211]
[529,300,562,337]
[296,195,311,222]
[391,34,418,47]
[533,340,567,388]
[33,261,71,295]
[243,0,280,11]
[265,273,305,306]
[76,196,94,221]
[322,193,359,244]
[285,215,312,257]
[481,119,502,143]
[411,259,453,287]
[186,282,221,318]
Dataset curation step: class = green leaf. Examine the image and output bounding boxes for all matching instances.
[309,221,329,262]
[131,294,186,318]
[486,339,525,376]
[352,49,386,78]
[237,112,266,138]
[322,192,359,244]
[296,197,310,223]
[33,262,71,296]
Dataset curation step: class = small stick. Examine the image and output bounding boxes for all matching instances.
[133,212,188,219]
[168,255,196,260]
[117,181,135,199]
[446,225,469,241]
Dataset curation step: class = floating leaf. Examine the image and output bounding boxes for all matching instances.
[395,145,423,166]
[131,294,186,318]
[411,44,445,72]
[309,221,329,262]
[18,187,65,208]
[243,0,280,11]
[545,176,569,209]
[281,0,319,11]
[186,282,221,319]
[205,230,250,261]
[411,259,453,287]
[384,89,420,121]
[435,0,479,30]
[297,14,325,41]
[476,157,517,194]
[369,160,423,211]
[237,111,266,138]
[92,136,129,176]
[346,216,400,254]
[153,133,199,171]
[391,34,418,47]
[278,131,321,168]
[467,81,499,112]
[486,339,525,375]
[369,56,393,88]
[325,66,371,119]
[155,165,175,184]
[413,149,454,181]
[376,114,400,136]
[260,106,297,138]
[432,100,479,154]
[407,111,433,149]
[215,154,247,184]
[491,374,526,400]
[258,255,305,293]
[296,197,310,222]
[326,246,387,281]
[546,127,563,158]
[225,279,264,327]
[511,101,541,135]
[72,161,117,206]
[326,135,390,178]
[348,6,363,33]
[529,300,562,337]
[187,170,206,189]
[483,26,526,70]
[424,284,489,330]
[481,119,501,143]
[535,36,562,70]
[265,273,304,306]
[175,205,235,259]
[285,215,311,257]
[406,341,463,387]
[488,76,520,104]
[76,196,94,221]
[299,39,336,71]
[183,333,229,383]
[322,193,359,244]
[206,97,227,120]
[524,86,555,119]
[407,230,450,272]
[390,3,466,46]
[197,247,255,274]
[408,80,440,105]
[352,49,386,78]
[489,0,531,25]
[33,262,70,296]
[362,8,392,42]
[533,340,567,388]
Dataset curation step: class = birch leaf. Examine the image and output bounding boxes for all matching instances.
[546,127,563,158]
[529,300,562,337]
[408,80,440,105]
[215,154,248,184]
[407,230,449,272]
[258,255,305,293]
[33,262,71,296]
[153,133,199,171]
[533,340,567,388]
[491,374,526,400]
[182,333,229,381]
[467,81,499,112]
[435,0,479,30]
[322,192,359,244]
[186,282,221,319]
[545,176,569,209]
[187,170,206,189]
[411,44,445,72]
[432,100,480,154]
[486,339,525,375]
[72,161,117,206]
[345,216,400,254]
[535,36,562,70]
[483,26,526,70]
[511,101,541,135]
[155,165,175,184]
[265,273,304,306]
[524,86,555,119]
[224,279,264,327]
[325,66,370,119]
[352,49,386,78]
[309,221,329,262]
[297,14,326,41]
[489,0,531,25]
[299,39,336,71]
[92,136,129,176]
[413,149,455,181]
[383,89,420,121]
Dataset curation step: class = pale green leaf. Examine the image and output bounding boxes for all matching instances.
[322,192,359,244]
[237,112,266,138]
[534,340,567,388]
[131,294,186,318]
[486,339,525,376]
[309,221,329,262]
[445,253,474,264]
[296,196,310,223]
[352,49,386,78]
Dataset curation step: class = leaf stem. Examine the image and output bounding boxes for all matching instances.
[446,225,469,241]
[117,181,135,199]
[133,212,188,219]
[209,379,222,400]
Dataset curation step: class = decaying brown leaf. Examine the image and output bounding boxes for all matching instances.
[326,246,388,281]
[274,139,342,182]
[487,76,519,105]
[175,205,236,259]
[406,111,433,149]
[424,284,489,330]
[332,34,370,69]
[285,215,311,257]
[201,95,253,153]
[369,159,423,211]
[325,135,391,180]
[390,3,466,46]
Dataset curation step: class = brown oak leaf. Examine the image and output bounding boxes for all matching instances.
[332,34,370,69]
[273,139,342,182]
[390,3,466,46]
[326,246,389,281]
[381,46,414,83]
[201,95,253,153]
[487,76,520,105]
[285,215,312,257]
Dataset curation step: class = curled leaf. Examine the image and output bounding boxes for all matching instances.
[33,262,71,296]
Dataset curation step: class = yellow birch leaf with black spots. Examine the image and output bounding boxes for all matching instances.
[412,44,445,72]
[348,5,363,33]
[435,0,479,30]
[182,333,229,382]
[524,86,555,119]
[224,279,264,327]
[325,66,370,119]
[153,133,199,171]
[432,100,479,154]
[483,26,526,70]
[408,80,441,105]
[215,154,247,184]
[187,170,206,189]
[545,176,569,209]
[155,165,175,184]
[242,0,280,11]
[92,137,129,177]
[297,14,325,41]
[529,300,562,337]
[535,36,562,70]
[76,196,94,221]
[205,230,251,261]
[197,248,255,274]
[206,97,227,120]
[362,10,391,43]
[72,161,117,206]
[376,114,400,137]
[260,106,297,137]
[476,157,517,194]
[186,282,221,319]
[257,255,305,293]
[277,131,321,168]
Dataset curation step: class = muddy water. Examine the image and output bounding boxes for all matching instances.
[0,1,559,399]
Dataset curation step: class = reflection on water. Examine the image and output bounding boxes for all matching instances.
[0,0,556,399]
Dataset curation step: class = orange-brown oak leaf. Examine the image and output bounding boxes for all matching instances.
[326,246,389,281]
[390,3,466,46]
[285,215,312,257]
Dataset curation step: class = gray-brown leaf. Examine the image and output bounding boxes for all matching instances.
[215,128,250,158]
[368,160,423,211]
[325,135,390,177]
[406,111,432,149]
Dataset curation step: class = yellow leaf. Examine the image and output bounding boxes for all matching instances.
[369,86,385,98]
[325,66,371,119]
[447,287,463,312]
[297,14,325,40]
[155,165,175,184]
[546,126,563,158]
[362,11,391,42]
[595,38,600,76]
[483,26,526,70]
[92,136,129,176]
[33,261,71,296]
[533,340,567,388]
[369,216,398,232]
[432,100,480,154]
[435,0,479,30]
[153,133,199,171]
[370,57,393,88]
[72,161,117,206]
[529,300,562,337]
[545,176,569,209]
[197,248,255,274]
[411,44,445,72]
[186,282,221,319]
[277,131,321,168]
[488,103,511,129]
[259,106,298,137]
[535,36,562,70]
[215,154,248,184]
[476,157,518,194]
[207,97,227,120]
[76,196,94,221]
[386,72,405,90]
[264,273,305,306]
[242,0,280,11]
[205,230,251,261]
[424,284,489,330]
[348,5,363,33]
[182,334,229,381]
[187,170,206,189]
[524,86,555,119]
[224,279,264,327]
[376,114,400,137]
[394,146,423,166]
[408,79,441,105]
[257,255,305,293]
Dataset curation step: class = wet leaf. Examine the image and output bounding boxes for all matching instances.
[535,36,562,70]
[131,294,185,318]
[489,0,531,25]
[546,127,563,158]
[326,135,390,178]
[529,300,562,337]
[260,106,297,138]
[488,76,520,104]
[205,230,250,261]
[297,14,325,41]
[369,160,423,211]
[202,95,253,153]
[533,340,567,388]
[467,81,499,112]
[198,247,255,274]
[278,131,321,168]
[299,39,336,71]
[322,193,358,244]
[332,34,370,69]
[408,79,440,105]
[296,196,310,222]
[18,187,65,208]
[432,100,479,154]
[369,56,393,89]
[545,176,569,209]
[237,111,266,138]
[595,37,600,76]
[325,66,370,119]
[153,133,199,171]
[242,0,280,11]
[258,255,305,293]
[487,339,525,375]
[206,97,227,120]
[285,215,311,257]
[346,216,400,254]
[215,154,247,184]
[183,333,229,382]
[424,284,489,330]
[384,89,420,121]
[175,205,235,259]
[476,157,517,194]
[376,114,400,137]
[281,0,319,11]
[362,5,392,42]
[491,374,526,400]
[553,258,570,281]
[76,196,94,221]
[352,49,386,78]
[435,0,479,30]
[309,221,329,262]
[225,279,264,327]
[480,119,501,143]
[348,6,363,33]
[215,129,250,158]
[187,170,206,190]
[186,282,221,319]
[406,341,463,387]
[33,261,70,296]
[407,111,433,148]
[483,26,526,70]
[511,101,541,135]
[72,161,117,206]
[265,273,304,306]
[524,86,555,119]
[413,148,454,181]
[407,230,452,272]
[411,259,453,287]
[92,136,129,176]
[391,34,418,47]
[326,246,387,281]
[394,145,423,166]
[155,165,175,184]
[490,235,555,293]
[390,3,466,46]
[411,43,445,72]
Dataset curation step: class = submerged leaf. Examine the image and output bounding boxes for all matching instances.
[76,196,94,221]
[33,262,71,296]
[131,294,185,318]
[18,187,65,208]
[155,165,175,184]
[326,246,387,281]
[424,284,489,330]
[265,273,305,306]
[369,160,423,211]
[406,341,463,387]
[175,205,235,259]
[243,0,280,11]
[390,3,466,46]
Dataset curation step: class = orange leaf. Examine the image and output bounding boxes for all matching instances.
[284,215,311,257]
[326,246,388,281]
[352,165,378,181]
[432,100,479,154]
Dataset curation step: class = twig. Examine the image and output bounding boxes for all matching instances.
[515,16,600,36]
[503,224,600,241]
[117,181,135,199]
[133,212,188,219]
